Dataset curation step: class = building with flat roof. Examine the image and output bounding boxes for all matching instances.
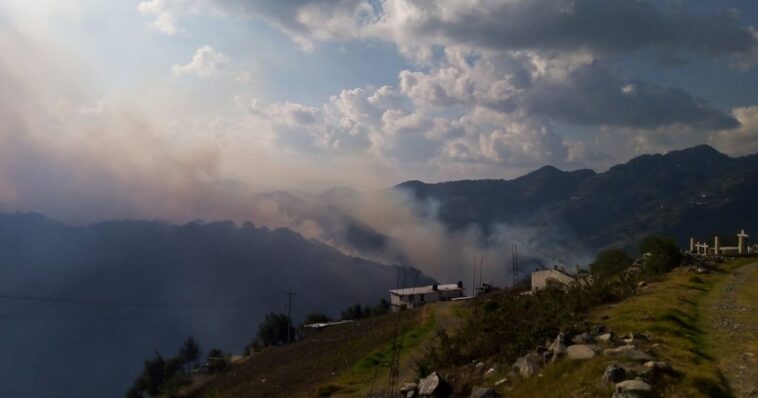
[389,282,465,311]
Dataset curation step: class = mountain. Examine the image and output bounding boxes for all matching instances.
[396,145,758,250]
[0,214,431,398]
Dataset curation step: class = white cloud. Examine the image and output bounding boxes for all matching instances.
[172,45,231,78]
[710,106,758,155]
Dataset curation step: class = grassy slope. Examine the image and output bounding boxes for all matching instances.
[185,310,424,398]
[502,259,756,398]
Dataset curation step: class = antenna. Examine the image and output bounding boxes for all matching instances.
[512,243,519,288]
[284,292,296,344]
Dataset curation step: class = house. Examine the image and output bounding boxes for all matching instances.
[531,267,577,291]
[389,282,465,311]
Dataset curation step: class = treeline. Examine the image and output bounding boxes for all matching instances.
[126,298,392,397]
[246,298,391,352]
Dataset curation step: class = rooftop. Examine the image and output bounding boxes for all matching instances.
[389,283,462,296]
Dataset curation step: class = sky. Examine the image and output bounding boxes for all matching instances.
[1,0,757,223]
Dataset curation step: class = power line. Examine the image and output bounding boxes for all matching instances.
[0,292,256,309]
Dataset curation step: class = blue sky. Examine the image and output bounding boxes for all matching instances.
[0,0,757,222]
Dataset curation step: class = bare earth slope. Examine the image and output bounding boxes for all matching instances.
[703,261,758,398]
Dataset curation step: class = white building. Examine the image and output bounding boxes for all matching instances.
[531,268,576,291]
[389,282,465,311]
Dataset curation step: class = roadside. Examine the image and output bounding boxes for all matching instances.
[702,260,758,398]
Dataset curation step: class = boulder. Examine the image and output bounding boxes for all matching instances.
[603,345,653,362]
[643,361,671,371]
[513,353,542,378]
[469,386,500,398]
[623,333,649,345]
[597,332,615,343]
[493,378,508,387]
[567,344,598,359]
[418,372,441,396]
[401,382,418,393]
[592,324,608,335]
[602,363,627,384]
[615,379,653,397]
[572,332,596,344]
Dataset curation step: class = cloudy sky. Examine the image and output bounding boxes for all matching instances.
[1,0,757,221]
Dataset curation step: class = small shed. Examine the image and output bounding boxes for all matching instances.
[389,282,465,311]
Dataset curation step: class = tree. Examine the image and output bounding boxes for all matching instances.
[371,299,391,316]
[303,312,331,324]
[178,336,200,375]
[206,348,227,373]
[638,235,682,274]
[590,248,633,277]
[256,313,293,347]
[340,304,364,320]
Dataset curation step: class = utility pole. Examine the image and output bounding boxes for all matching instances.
[285,291,296,344]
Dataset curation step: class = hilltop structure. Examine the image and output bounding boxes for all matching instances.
[389,282,465,311]
[530,266,578,292]
[690,229,752,256]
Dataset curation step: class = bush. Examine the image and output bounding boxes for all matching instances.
[590,248,634,277]
[420,272,637,370]
[256,313,294,346]
[639,235,682,274]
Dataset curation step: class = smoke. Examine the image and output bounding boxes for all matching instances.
[0,21,593,286]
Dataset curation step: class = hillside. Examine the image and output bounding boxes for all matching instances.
[396,145,758,250]
[0,213,430,398]
[179,258,758,397]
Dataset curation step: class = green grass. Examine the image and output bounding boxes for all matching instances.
[316,309,437,397]
[502,260,757,398]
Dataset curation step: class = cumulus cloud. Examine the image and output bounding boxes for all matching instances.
[521,63,740,130]
[710,106,758,155]
[196,0,758,62]
[173,45,231,78]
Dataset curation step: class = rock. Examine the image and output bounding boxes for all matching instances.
[638,281,647,288]
[400,382,418,393]
[469,386,500,398]
[475,361,485,368]
[572,332,595,344]
[623,333,649,345]
[615,379,653,397]
[513,353,542,378]
[644,361,672,371]
[597,332,615,343]
[418,372,441,395]
[602,363,627,384]
[592,324,608,335]
[567,344,598,359]
[484,367,496,377]
[604,345,654,362]
[493,378,508,387]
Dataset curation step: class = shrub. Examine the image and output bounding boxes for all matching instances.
[590,248,634,277]
[639,235,682,274]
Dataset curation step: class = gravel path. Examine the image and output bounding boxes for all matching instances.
[707,262,758,398]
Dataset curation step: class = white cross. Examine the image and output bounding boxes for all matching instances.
[738,229,749,254]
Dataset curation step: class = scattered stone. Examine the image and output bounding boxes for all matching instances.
[603,345,654,362]
[418,372,441,395]
[623,333,649,345]
[644,361,672,371]
[638,281,647,288]
[475,361,485,369]
[513,353,542,378]
[602,363,628,384]
[469,386,500,398]
[615,379,653,397]
[567,344,598,359]
[592,324,608,335]
[484,367,496,377]
[597,332,616,343]
[493,378,508,387]
[400,382,418,393]
[573,332,595,344]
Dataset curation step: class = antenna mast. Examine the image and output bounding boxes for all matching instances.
[512,243,519,288]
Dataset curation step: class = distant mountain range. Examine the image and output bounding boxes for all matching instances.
[0,214,430,398]
[397,145,758,250]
